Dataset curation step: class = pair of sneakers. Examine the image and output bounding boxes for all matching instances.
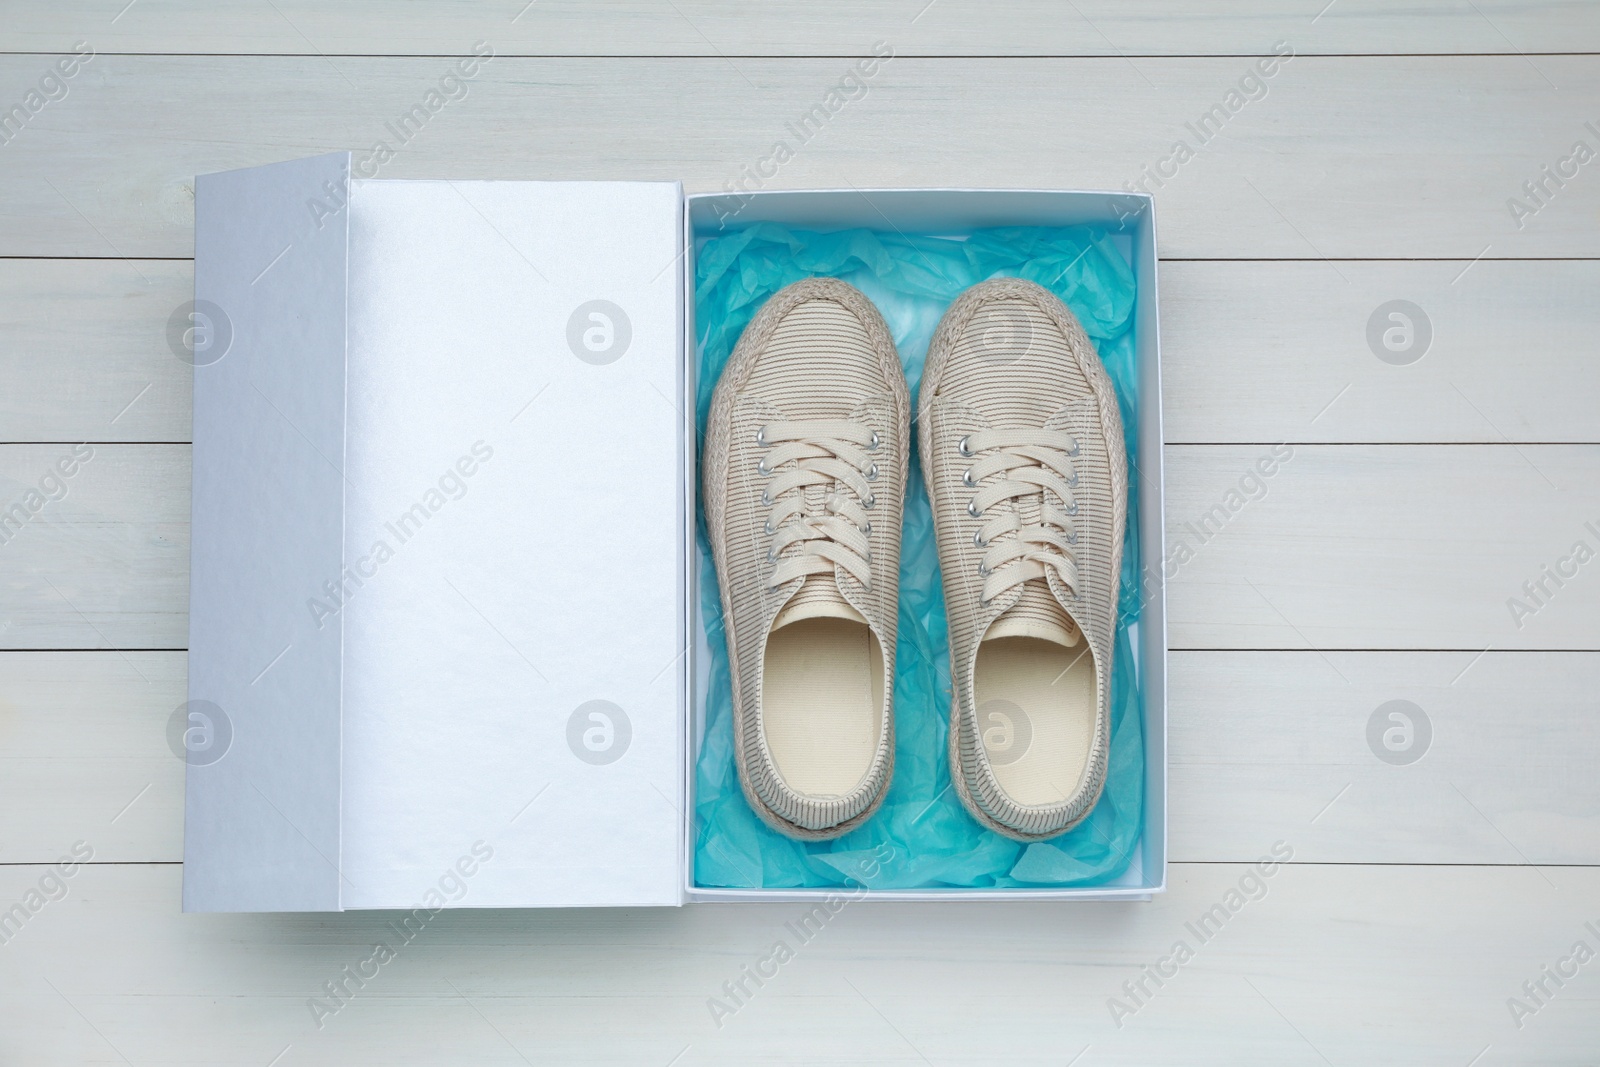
[704,277,1127,842]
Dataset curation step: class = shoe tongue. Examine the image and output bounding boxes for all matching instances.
[772,575,867,631]
[987,582,1080,647]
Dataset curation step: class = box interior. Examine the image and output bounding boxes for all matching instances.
[681,189,1166,903]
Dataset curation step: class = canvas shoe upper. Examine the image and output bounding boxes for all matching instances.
[918,278,1127,841]
[703,278,909,839]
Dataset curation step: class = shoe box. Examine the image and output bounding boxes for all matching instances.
[182,152,1166,911]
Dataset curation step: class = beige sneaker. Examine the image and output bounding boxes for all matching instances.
[918,279,1127,841]
[704,278,909,840]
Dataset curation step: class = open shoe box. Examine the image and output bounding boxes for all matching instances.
[183,153,1166,911]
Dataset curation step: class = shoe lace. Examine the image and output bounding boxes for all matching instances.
[755,419,881,591]
[959,428,1080,606]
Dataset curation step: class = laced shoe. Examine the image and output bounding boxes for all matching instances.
[703,278,909,839]
[918,279,1127,840]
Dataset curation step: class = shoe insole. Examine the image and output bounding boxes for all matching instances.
[762,617,883,798]
[973,635,1096,807]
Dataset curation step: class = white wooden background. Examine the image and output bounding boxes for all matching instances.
[2,1,1599,1063]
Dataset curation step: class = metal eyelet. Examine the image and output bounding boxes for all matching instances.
[972,531,988,548]
[1068,439,1081,457]
[1066,502,1079,516]
[761,489,773,507]
[1067,532,1079,545]
[863,493,876,510]
[967,500,983,518]
[865,462,879,482]
[763,519,776,535]
[868,431,881,452]
[756,425,769,447]
[861,521,872,535]
[962,469,977,488]
[978,562,991,576]
[766,547,776,561]
[1067,473,1079,488]
[757,457,772,476]
[958,436,973,457]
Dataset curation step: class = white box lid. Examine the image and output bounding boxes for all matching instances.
[186,154,687,911]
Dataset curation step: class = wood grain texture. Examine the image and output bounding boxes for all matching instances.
[2,56,1599,259]
[3,0,1598,56]
[0,443,189,649]
[1163,444,1600,651]
[5,649,1594,867]
[1161,259,1600,445]
[7,258,1599,446]
[0,259,191,443]
[0,651,181,864]
[0,862,1595,1065]
[1168,651,1600,865]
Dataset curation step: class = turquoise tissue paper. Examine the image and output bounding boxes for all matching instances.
[693,223,1144,889]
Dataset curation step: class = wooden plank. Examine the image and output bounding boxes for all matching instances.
[3,1,1597,57]
[1162,259,1600,445]
[0,652,181,864]
[0,259,191,444]
[7,257,1596,446]
[1,56,1598,259]
[0,443,189,649]
[1168,651,1600,865]
[4,649,1593,866]
[5,444,1598,651]
[0,862,1593,1062]
[1163,443,1600,651]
